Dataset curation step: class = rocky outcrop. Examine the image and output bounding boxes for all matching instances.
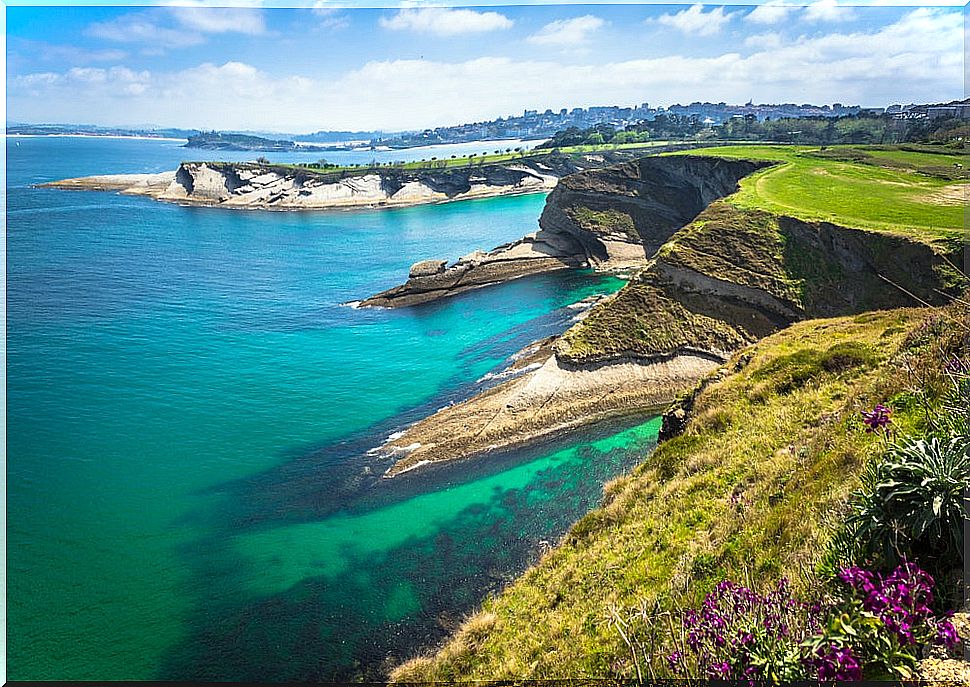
[42,155,596,211]
[358,231,589,308]
[382,162,967,476]
[556,201,967,364]
[361,156,770,308]
[537,156,773,267]
[379,336,721,477]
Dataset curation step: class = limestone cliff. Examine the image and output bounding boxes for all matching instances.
[361,156,769,308]
[380,158,967,476]
[42,155,596,210]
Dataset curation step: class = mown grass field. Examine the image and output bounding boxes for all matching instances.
[392,304,967,682]
[672,145,968,241]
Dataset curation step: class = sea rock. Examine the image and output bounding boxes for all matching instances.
[409,260,448,278]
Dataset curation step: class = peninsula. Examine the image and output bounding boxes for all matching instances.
[373,144,967,479]
[387,142,970,684]
[39,144,705,211]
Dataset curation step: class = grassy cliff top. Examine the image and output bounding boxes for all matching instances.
[669,145,968,241]
[392,303,967,682]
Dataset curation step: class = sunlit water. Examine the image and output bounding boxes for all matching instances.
[6,136,659,680]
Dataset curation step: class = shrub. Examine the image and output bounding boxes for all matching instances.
[667,579,820,682]
[847,436,969,575]
[666,564,960,682]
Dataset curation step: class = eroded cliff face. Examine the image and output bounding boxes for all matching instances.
[42,155,601,210]
[154,160,566,208]
[380,160,967,477]
[361,156,771,308]
[556,200,967,364]
[537,156,773,267]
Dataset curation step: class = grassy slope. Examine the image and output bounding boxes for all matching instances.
[669,145,968,241]
[556,204,793,361]
[555,145,967,363]
[392,304,968,681]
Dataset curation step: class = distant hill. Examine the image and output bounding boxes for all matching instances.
[184,131,327,152]
[7,123,197,138]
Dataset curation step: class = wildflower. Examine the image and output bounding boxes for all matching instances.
[934,618,961,649]
[667,650,683,672]
[861,404,892,432]
[804,643,863,681]
[945,356,966,374]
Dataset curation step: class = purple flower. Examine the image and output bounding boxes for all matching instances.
[804,644,863,681]
[935,619,961,649]
[861,404,892,432]
[667,650,683,672]
[945,357,966,374]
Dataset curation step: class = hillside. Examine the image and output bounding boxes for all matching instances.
[393,303,968,681]
[388,145,968,681]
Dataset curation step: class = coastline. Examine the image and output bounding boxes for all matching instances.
[40,171,554,212]
[7,133,187,142]
[378,333,723,478]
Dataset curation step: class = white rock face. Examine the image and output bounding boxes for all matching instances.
[46,160,563,211]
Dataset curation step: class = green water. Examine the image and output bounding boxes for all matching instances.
[7,136,659,680]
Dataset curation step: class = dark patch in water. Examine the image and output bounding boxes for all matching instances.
[158,428,655,681]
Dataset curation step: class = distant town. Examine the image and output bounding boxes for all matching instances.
[7,98,969,151]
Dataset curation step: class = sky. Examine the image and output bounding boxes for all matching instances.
[5,1,967,133]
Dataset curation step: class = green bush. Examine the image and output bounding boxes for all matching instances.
[847,436,969,574]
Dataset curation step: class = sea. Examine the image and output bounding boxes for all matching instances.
[5,135,661,680]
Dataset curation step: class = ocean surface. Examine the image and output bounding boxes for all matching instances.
[6,136,661,680]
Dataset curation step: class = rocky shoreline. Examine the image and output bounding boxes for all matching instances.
[378,333,723,478]
[360,155,766,308]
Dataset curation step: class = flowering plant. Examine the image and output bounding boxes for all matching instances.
[861,403,892,433]
[667,564,961,682]
[803,562,961,680]
[668,578,819,682]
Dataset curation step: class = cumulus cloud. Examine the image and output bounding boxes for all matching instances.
[804,0,857,22]
[744,32,784,49]
[310,4,350,30]
[655,4,733,36]
[746,1,795,25]
[379,8,513,35]
[526,15,607,47]
[12,9,961,132]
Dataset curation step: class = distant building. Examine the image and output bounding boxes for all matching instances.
[927,105,970,119]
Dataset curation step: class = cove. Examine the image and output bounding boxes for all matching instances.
[7,136,658,681]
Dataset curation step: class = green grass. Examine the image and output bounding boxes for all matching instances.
[670,145,968,240]
[193,140,738,178]
[391,303,968,682]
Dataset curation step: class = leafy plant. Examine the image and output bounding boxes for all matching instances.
[847,436,969,574]
[666,564,960,682]
[666,579,819,682]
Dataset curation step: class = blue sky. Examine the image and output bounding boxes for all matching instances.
[6,2,965,132]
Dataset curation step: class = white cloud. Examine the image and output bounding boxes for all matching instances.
[9,39,128,64]
[379,8,513,36]
[168,7,266,35]
[804,0,857,22]
[744,32,783,49]
[86,12,204,48]
[12,9,961,132]
[746,1,794,25]
[656,4,733,37]
[526,15,606,47]
[311,6,350,30]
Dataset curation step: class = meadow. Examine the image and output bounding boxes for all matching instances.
[675,145,968,241]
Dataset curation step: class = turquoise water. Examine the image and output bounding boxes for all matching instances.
[7,137,659,680]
